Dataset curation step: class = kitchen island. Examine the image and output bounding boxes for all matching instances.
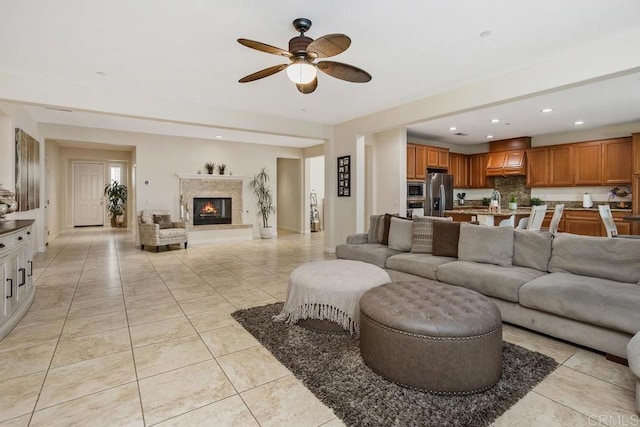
[445,208,532,226]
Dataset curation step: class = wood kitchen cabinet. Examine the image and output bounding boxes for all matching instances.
[486,150,525,176]
[633,133,640,175]
[602,138,632,184]
[485,152,505,176]
[407,145,416,179]
[427,147,449,169]
[561,209,632,237]
[416,145,428,179]
[573,141,602,185]
[449,153,468,187]
[526,148,550,186]
[469,154,490,188]
[549,145,574,186]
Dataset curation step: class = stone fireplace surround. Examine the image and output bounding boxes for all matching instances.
[177,174,251,233]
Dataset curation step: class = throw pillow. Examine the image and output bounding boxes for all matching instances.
[153,214,172,229]
[432,221,462,257]
[388,217,414,251]
[512,229,553,272]
[458,223,514,267]
[367,215,385,244]
[381,214,394,245]
[410,216,453,253]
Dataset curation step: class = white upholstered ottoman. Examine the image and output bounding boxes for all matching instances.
[273,260,391,335]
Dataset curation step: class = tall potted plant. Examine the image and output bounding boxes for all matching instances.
[249,167,276,238]
[104,181,127,227]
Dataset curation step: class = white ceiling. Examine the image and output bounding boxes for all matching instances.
[1,0,640,147]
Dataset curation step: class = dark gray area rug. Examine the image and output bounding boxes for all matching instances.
[232,303,558,427]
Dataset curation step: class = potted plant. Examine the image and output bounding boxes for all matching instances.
[530,197,543,206]
[217,163,227,175]
[104,181,127,227]
[249,167,276,239]
[205,162,215,174]
[509,191,519,211]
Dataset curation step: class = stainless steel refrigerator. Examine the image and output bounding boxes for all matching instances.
[426,173,453,216]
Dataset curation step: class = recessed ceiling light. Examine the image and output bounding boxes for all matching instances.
[215,135,222,139]
[574,121,584,125]
[449,126,457,131]
[486,135,494,139]
[96,71,107,76]
[490,119,500,123]
[541,108,553,113]
[480,31,492,38]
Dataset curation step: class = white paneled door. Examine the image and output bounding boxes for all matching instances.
[73,162,104,226]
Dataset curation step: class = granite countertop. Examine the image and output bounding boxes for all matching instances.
[446,206,632,215]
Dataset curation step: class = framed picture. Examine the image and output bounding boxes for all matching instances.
[337,155,351,197]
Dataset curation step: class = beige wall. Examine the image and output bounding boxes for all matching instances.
[276,158,302,233]
[44,141,62,239]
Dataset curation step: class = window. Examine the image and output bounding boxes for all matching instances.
[109,163,124,184]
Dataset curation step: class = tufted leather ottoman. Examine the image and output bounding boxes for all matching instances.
[359,280,502,394]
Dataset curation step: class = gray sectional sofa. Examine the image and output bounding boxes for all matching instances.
[336,215,640,411]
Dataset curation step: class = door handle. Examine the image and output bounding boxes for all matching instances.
[0,243,4,249]
[18,236,23,241]
[6,278,12,299]
[28,261,33,277]
[19,268,26,287]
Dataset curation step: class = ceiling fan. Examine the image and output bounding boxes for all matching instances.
[238,18,372,94]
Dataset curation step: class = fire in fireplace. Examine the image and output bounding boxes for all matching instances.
[193,197,232,225]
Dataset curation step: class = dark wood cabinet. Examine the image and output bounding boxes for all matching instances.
[469,154,490,188]
[602,138,632,184]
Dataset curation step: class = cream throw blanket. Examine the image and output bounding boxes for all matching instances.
[273,260,391,335]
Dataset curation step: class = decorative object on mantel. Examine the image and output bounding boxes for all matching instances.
[15,128,40,211]
[337,155,351,197]
[205,162,215,174]
[0,184,18,219]
[217,163,227,175]
[104,181,128,227]
[249,167,276,239]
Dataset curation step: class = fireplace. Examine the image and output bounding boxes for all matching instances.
[193,197,232,225]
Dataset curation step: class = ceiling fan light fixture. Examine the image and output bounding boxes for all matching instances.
[286,60,317,84]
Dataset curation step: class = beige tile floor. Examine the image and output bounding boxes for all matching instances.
[0,228,637,426]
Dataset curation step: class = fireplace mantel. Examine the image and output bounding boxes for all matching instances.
[175,173,251,180]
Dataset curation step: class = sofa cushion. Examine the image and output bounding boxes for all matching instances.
[336,243,403,268]
[512,229,553,272]
[549,233,640,284]
[436,260,545,302]
[432,221,461,257]
[388,217,414,252]
[385,253,457,281]
[458,223,514,267]
[153,214,173,229]
[519,272,640,335]
[368,215,385,244]
[410,216,453,254]
[158,228,187,238]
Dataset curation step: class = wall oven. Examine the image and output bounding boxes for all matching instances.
[407,181,425,199]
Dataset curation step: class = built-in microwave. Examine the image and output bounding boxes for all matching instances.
[407,181,425,198]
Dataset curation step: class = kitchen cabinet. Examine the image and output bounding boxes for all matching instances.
[602,138,632,184]
[549,145,574,186]
[449,153,468,187]
[561,209,632,237]
[469,154,490,188]
[486,150,526,176]
[541,212,565,233]
[407,145,416,179]
[426,147,449,169]
[0,221,34,340]
[526,148,550,186]
[574,141,602,185]
[633,133,640,175]
[416,145,428,179]
[486,152,505,176]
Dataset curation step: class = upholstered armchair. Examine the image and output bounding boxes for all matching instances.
[138,210,188,252]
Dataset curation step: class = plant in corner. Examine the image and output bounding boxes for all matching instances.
[249,167,276,239]
[104,181,127,227]
[217,163,227,175]
[205,162,215,174]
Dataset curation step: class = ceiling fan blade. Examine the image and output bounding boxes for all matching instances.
[296,78,318,94]
[237,38,292,58]
[306,34,351,59]
[317,61,372,83]
[239,64,288,83]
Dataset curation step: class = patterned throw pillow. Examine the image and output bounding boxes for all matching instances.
[367,215,385,243]
[410,216,453,253]
[153,214,172,229]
